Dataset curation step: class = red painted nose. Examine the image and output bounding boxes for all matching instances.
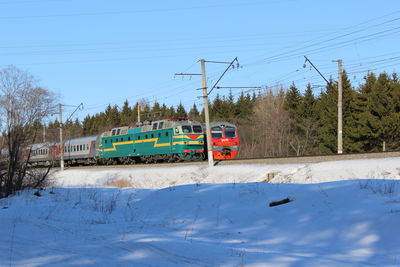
[187,135,199,140]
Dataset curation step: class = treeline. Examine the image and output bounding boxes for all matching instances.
[243,70,400,157]
[42,70,400,158]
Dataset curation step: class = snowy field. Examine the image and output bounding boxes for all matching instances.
[1,158,400,266]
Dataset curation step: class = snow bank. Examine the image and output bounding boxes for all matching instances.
[53,157,400,188]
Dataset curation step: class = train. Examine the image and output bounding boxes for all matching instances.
[210,122,240,160]
[0,119,240,167]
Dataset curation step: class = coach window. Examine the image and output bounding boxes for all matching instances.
[138,136,141,140]
[152,123,158,130]
[165,132,169,136]
[128,137,131,141]
[158,122,164,129]
[87,144,89,150]
[105,140,107,144]
[145,134,148,139]
[158,133,161,137]
[112,129,116,136]
[151,134,154,138]
[117,129,120,135]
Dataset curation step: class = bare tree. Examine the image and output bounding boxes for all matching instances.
[239,89,292,158]
[0,66,56,198]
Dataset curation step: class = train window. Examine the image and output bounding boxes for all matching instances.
[145,135,148,139]
[112,129,116,136]
[111,139,113,143]
[151,134,154,138]
[128,137,131,141]
[87,144,89,150]
[212,132,223,138]
[105,140,108,144]
[211,126,223,139]
[158,133,161,137]
[117,129,120,135]
[158,122,164,129]
[165,132,169,136]
[182,126,192,133]
[175,127,179,133]
[121,138,124,142]
[152,123,158,130]
[225,126,236,138]
[80,145,83,151]
[193,125,202,133]
[138,136,141,140]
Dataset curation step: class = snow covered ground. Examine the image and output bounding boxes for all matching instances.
[1,158,400,266]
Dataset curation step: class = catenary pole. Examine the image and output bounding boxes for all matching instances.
[59,104,64,171]
[200,59,214,167]
[337,59,343,154]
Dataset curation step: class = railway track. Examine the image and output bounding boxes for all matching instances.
[59,151,400,170]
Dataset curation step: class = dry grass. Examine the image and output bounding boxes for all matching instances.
[107,179,132,188]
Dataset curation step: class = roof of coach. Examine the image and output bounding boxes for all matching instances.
[65,135,99,144]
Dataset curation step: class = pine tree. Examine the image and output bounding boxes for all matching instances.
[296,83,319,155]
[316,79,337,154]
[235,91,253,120]
[188,103,200,121]
[176,102,187,117]
[121,100,132,126]
[284,83,301,119]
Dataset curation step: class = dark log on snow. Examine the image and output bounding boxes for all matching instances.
[269,197,292,207]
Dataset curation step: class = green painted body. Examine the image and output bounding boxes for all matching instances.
[98,120,204,161]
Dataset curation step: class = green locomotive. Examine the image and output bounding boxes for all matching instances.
[97,119,204,164]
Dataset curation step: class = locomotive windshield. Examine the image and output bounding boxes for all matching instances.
[193,125,203,133]
[182,126,192,133]
[211,126,223,138]
[225,126,236,138]
[182,125,203,134]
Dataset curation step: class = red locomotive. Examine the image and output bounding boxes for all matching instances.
[210,122,240,160]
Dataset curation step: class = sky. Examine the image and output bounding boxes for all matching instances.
[1,0,400,122]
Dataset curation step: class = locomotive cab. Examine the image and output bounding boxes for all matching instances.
[210,122,240,160]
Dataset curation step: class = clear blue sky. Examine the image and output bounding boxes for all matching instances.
[1,0,399,122]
